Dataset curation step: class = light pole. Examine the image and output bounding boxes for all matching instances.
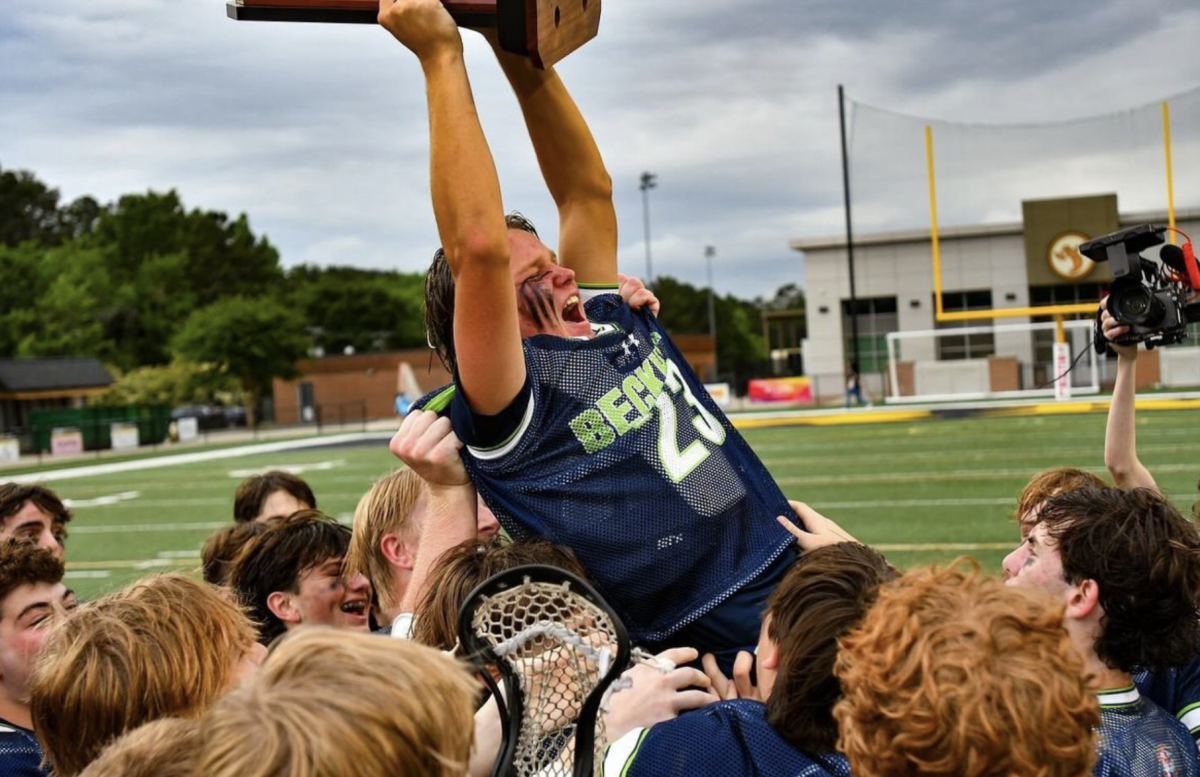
[705,245,717,341]
[705,245,717,381]
[639,172,657,283]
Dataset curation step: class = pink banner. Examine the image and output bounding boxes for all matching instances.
[748,377,813,403]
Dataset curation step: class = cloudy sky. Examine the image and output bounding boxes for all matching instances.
[3,0,1199,300]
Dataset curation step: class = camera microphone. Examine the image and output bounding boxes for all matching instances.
[1161,243,1188,274]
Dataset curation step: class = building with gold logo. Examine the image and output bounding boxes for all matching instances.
[790,195,1200,400]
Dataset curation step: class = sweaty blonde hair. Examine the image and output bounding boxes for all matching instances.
[344,468,425,619]
[834,562,1098,777]
[199,628,477,777]
[78,718,202,777]
[31,573,257,777]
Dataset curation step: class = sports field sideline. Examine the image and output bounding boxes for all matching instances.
[16,405,1200,600]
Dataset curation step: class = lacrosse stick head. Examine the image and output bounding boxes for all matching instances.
[458,564,631,777]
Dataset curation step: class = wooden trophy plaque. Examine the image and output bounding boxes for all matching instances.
[227,0,601,69]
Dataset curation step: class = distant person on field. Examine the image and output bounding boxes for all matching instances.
[1006,487,1200,775]
[395,391,413,417]
[844,361,868,408]
[229,511,372,644]
[346,410,499,637]
[836,563,1099,777]
[30,573,265,777]
[0,483,71,558]
[0,542,76,777]
[232,470,315,523]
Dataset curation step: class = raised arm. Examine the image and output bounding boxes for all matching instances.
[389,410,481,613]
[486,36,618,286]
[1100,299,1158,490]
[380,0,526,415]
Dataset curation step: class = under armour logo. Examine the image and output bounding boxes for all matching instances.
[621,334,641,358]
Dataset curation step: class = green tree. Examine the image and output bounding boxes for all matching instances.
[14,243,115,361]
[99,360,238,408]
[172,297,308,426]
[282,265,427,354]
[650,275,767,386]
[0,165,101,247]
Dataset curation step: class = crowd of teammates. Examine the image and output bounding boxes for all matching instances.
[1,0,1200,775]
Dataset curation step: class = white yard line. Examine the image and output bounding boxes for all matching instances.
[7,432,389,485]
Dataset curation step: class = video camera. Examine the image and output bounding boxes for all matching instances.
[1080,224,1200,351]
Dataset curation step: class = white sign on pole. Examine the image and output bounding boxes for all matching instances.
[704,382,732,408]
[111,422,139,451]
[177,417,199,442]
[0,437,19,463]
[1054,342,1072,401]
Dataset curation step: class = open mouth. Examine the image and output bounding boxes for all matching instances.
[340,599,368,617]
[562,294,585,324]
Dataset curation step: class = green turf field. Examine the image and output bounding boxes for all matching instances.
[34,409,1200,600]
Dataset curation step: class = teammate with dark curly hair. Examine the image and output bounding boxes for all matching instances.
[1008,486,1200,775]
[835,563,1099,777]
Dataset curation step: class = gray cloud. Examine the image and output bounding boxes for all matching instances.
[2,0,1199,301]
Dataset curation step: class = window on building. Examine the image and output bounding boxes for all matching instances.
[842,297,897,373]
[934,290,995,361]
[1030,283,1106,363]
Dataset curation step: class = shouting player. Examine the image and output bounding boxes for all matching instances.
[379,0,798,663]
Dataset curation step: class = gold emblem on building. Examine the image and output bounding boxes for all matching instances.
[1047,231,1095,281]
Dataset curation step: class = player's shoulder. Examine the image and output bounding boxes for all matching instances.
[0,721,47,776]
[604,701,849,777]
[1136,657,1200,743]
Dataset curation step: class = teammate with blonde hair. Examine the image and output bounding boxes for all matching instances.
[199,628,477,777]
[30,573,265,776]
[835,563,1099,777]
[345,412,499,637]
[78,718,201,777]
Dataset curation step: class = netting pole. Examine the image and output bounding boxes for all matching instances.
[838,85,861,372]
[1163,100,1177,244]
[925,125,945,320]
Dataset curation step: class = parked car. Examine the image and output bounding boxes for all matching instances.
[170,404,246,431]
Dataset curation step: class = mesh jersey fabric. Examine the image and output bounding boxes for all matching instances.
[601,699,850,777]
[0,719,49,777]
[1093,687,1200,776]
[430,293,794,642]
[1136,658,1200,746]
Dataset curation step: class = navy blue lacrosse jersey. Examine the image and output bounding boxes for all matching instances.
[426,292,795,642]
[1093,687,1200,777]
[1137,658,1200,746]
[0,718,49,777]
[600,700,850,777]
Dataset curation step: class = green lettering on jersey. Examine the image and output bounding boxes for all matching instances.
[597,387,646,436]
[621,374,654,423]
[635,359,665,399]
[569,409,617,454]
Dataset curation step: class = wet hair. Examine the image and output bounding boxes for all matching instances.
[199,629,477,777]
[232,471,316,523]
[411,536,586,654]
[425,212,539,375]
[1014,467,1105,529]
[344,468,425,620]
[1037,486,1200,672]
[78,718,202,777]
[31,573,257,777]
[0,541,64,614]
[834,562,1098,777]
[765,543,896,753]
[0,482,72,545]
[228,511,352,644]
[202,520,275,587]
